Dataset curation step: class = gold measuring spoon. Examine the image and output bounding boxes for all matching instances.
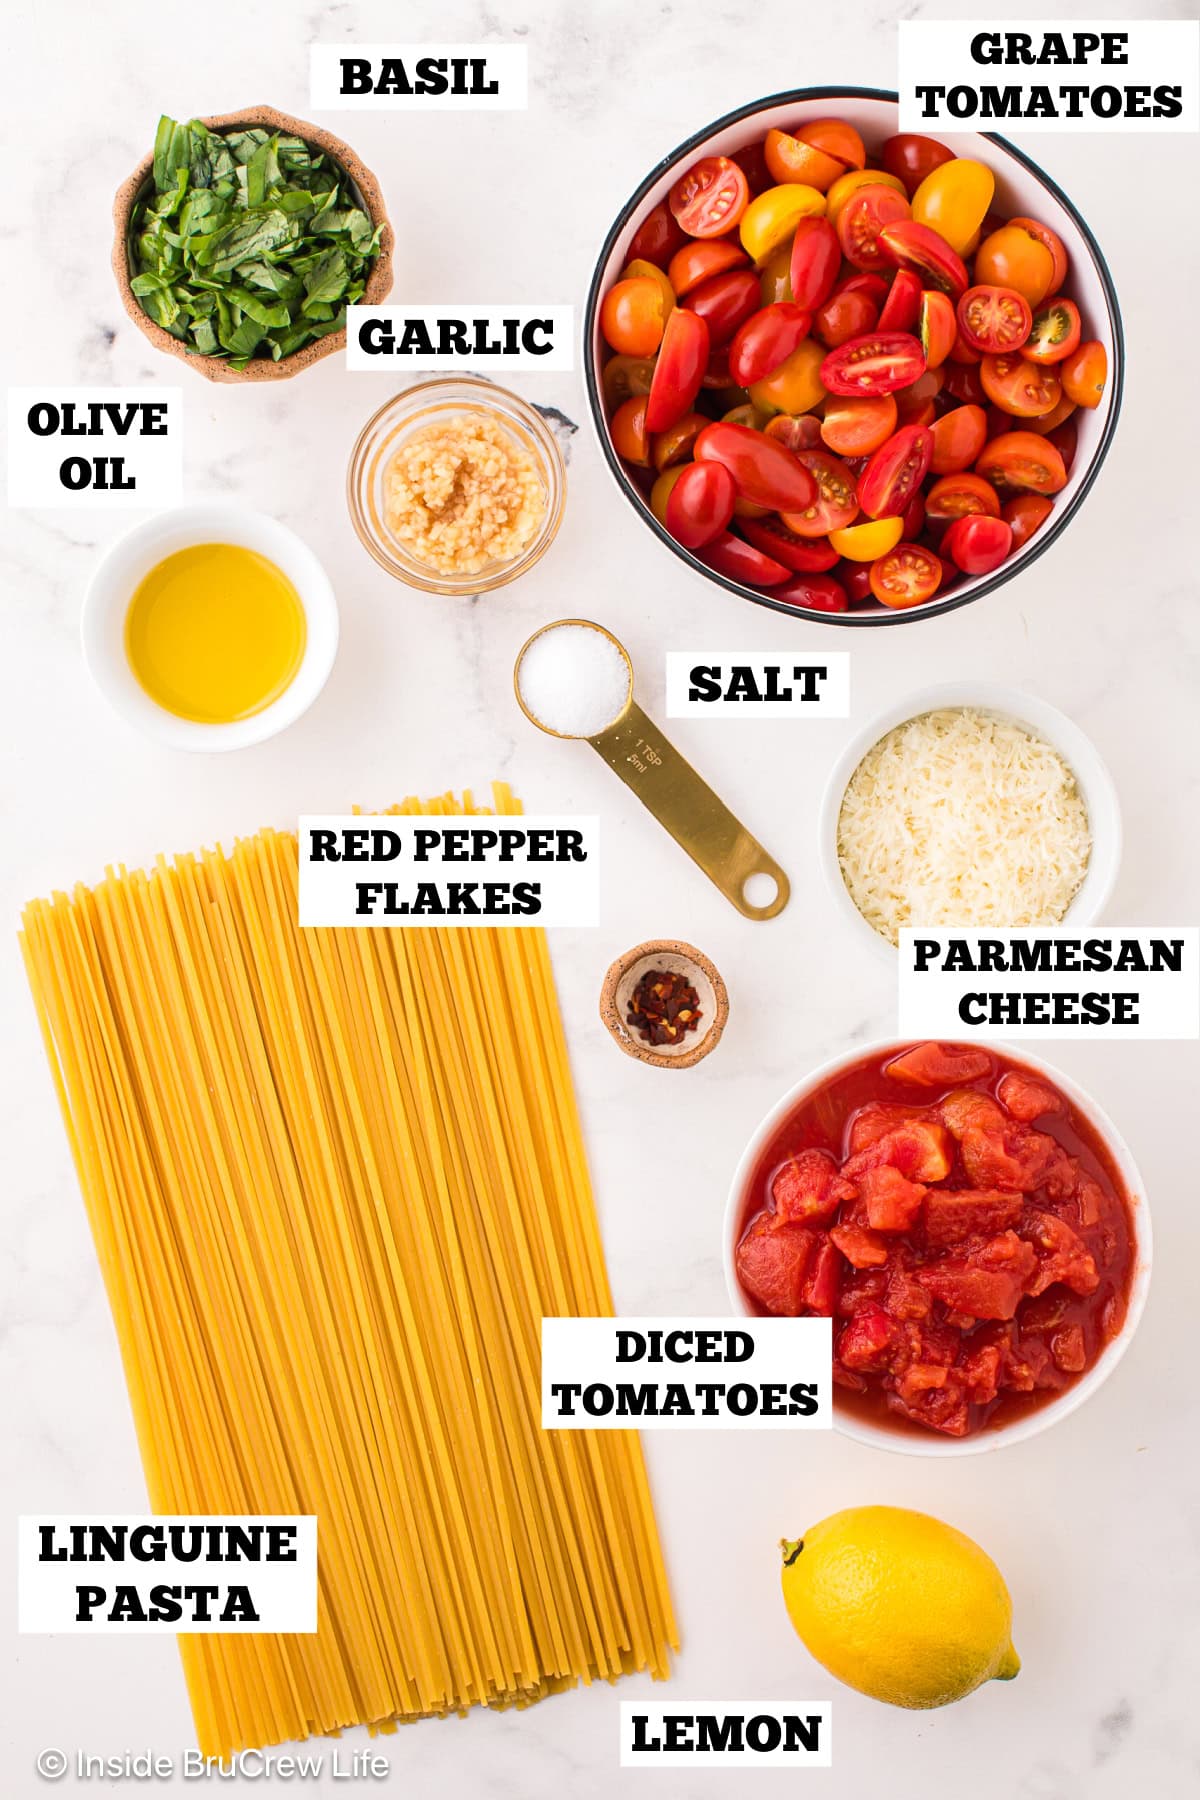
[514,618,790,921]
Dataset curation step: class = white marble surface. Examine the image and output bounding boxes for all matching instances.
[3,1,1200,1795]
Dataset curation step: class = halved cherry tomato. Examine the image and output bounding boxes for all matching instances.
[649,463,686,525]
[600,277,666,356]
[942,360,987,404]
[894,367,943,428]
[721,402,770,430]
[622,259,675,325]
[974,225,1054,307]
[788,216,841,311]
[902,490,926,539]
[829,516,904,560]
[629,200,686,270]
[877,269,923,334]
[781,449,859,537]
[881,133,955,197]
[1062,340,1107,409]
[1002,492,1054,550]
[764,128,845,192]
[981,353,1061,419]
[664,460,737,549]
[814,285,879,348]
[878,220,968,297]
[918,290,957,369]
[1007,217,1069,296]
[728,302,814,386]
[652,410,708,471]
[610,395,651,466]
[911,159,995,256]
[700,345,738,391]
[733,140,772,198]
[947,328,982,366]
[694,421,817,511]
[821,332,926,397]
[929,404,987,474]
[956,285,1033,355]
[826,167,907,224]
[749,338,826,414]
[1024,299,1081,365]
[926,471,1002,520]
[699,530,791,586]
[668,238,750,298]
[837,183,911,271]
[670,155,750,238]
[1027,392,1076,435]
[857,423,933,519]
[869,543,943,608]
[684,269,763,344]
[645,308,710,433]
[739,514,839,570]
[1045,416,1078,473]
[940,514,1013,575]
[820,394,898,457]
[764,413,823,453]
[841,561,876,605]
[976,431,1068,494]
[740,184,826,262]
[798,118,865,170]
[774,571,849,612]
[602,353,656,412]
[838,273,891,309]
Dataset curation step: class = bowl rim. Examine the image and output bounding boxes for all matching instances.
[112,104,394,383]
[815,680,1124,961]
[721,1036,1152,1455]
[582,85,1125,627]
[81,501,340,751]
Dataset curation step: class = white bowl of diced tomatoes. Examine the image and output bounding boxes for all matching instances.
[723,1039,1151,1453]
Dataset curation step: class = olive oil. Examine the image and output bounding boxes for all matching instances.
[124,543,306,724]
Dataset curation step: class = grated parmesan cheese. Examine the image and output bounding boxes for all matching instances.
[837,708,1092,946]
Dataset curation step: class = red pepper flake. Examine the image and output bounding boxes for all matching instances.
[627,968,703,1048]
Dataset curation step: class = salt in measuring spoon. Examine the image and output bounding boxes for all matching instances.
[514,619,790,921]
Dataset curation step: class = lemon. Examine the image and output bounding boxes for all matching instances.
[780,1506,1020,1709]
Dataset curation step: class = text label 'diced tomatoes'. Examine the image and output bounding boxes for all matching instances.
[734,1044,1136,1439]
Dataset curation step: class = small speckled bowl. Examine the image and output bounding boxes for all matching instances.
[112,105,394,382]
[600,941,728,1070]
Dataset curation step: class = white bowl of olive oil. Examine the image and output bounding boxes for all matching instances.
[82,505,339,751]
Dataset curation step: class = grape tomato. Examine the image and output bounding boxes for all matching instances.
[670,155,750,238]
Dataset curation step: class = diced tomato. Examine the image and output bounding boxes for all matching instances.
[916,1231,1038,1320]
[830,1224,890,1269]
[837,1304,894,1370]
[843,1120,953,1184]
[961,1124,1074,1196]
[997,1070,1064,1122]
[886,1042,994,1086]
[847,1101,937,1155]
[802,1238,844,1315]
[1018,1210,1100,1297]
[924,1188,1022,1248]
[734,1217,814,1315]
[771,1148,853,1225]
[939,1088,1007,1138]
[887,1371,970,1436]
[858,1165,926,1232]
[1051,1323,1087,1372]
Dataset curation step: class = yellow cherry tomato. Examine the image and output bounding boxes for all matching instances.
[649,463,687,525]
[621,258,675,323]
[760,241,794,305]
[829,516,904,560]
[749,338,826,415]
[974,225,1055,308]
[826,167,906,225]
[739,184,826,263]
[912,158,995,256]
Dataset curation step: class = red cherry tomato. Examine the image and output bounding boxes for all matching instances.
[667,239,750,298]
[837,184,912,272]
[1044,416,1078,473]
[926,471,1002,520]
[814,286,879,348]
[856,423,933,519]
[728,302,815,386]
[739,515,840,570]
[773,571,849,612]
[980,353,1062,419]
[684,269,763,345]
[929,403,987,474]
[869,543,943,608]
[732,140,772,197]
[629,200,686,270]
[664,460,737,549]
[878,220,968,298]
[976,431,1068,495]
[820,332,926,397]
[956,285,1033,355]
[1002,493,1054,550]
[841,561,877,605]
[669,155,750,238]
[645,308,710,433]
[1007,217,1069,296]
[942,360,987,405]
[940,513,1013,575]
[699,529,791,587]
[788,216,842,310]
[918,290,957,369]
[780,449,860,537]
[1024,298,1081,365]
[901,490,926,539]
[876,269,923,334]
[694,421,818,511]
[880,133,955,197]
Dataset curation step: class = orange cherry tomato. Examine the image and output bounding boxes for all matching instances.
[956,285,1033,355]
[602,354,655,415]
[974,225,1054,307]
[649,463,687,525]
[748,338,827,415]
[600,277,666,356]
[610,395,651,466]
[1002,492,1054,550]
[929,404,988,474]
[1007,217,1069,296]
[798,118,865,171]
[1061,339,1108,409]
[621,258,675,325]
[869,542,943,608]
[670,155,750,238]
[780,449,859,537]
[820,394,898,457]
[837,183,911,272]
[919,290,957,369]
[826,167,907,224]
[976,431,1068,495]
[1024,298,1081,365]
[740,184,827,262]
[980,353,1062,419]
[652,410,708,471]
[667,238,750,298]
[764,128,845,191]
[911,158,995,256]
[926,472,1002,520]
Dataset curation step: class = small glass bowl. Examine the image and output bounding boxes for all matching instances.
[346,376,566,595]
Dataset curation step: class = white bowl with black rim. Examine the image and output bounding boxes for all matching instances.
[584,88,1123,626]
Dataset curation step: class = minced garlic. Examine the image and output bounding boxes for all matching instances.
[383,414,545,575]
